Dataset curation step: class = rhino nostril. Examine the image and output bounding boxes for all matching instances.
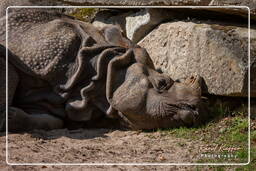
[179,110,194,125]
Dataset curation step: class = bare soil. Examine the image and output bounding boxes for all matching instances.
[0,128,211,170]
[1,127,247,171]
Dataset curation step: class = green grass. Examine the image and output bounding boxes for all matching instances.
[158,111,249,164]
[164,116,248,146]
[235,129,256,170]
[193,121,256,170]
[70,8,98,22]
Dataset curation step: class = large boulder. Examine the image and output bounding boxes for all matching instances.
[92,9,133,35]
[125,9,174,43]
[139,21,255,97]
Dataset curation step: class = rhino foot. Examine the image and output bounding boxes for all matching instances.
[8,107,31,132]
[8,107,63,132]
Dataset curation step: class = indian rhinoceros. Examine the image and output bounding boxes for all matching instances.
[0,8,206,132]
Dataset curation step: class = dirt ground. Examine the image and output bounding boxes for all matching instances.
[0,129,242,171]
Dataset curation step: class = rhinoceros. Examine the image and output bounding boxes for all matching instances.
[0,8,206,132]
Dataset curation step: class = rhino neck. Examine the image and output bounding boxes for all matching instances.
[65,46,129,118]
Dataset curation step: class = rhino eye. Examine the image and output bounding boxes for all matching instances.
[149,75,173,92]
[158,79,167,89]
[156,79,171,93]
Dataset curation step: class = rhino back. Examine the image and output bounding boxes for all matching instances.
[2,9,82,86]
[0,0,33,18]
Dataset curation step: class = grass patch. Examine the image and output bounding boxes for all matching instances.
[164,116,248,146]
[70,8,98,22]
[233,128,256,170]
[159,114,248,164]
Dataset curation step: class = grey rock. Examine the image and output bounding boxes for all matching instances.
[139,21,255,97]
[92,9,132,34]
[125,9,174,43]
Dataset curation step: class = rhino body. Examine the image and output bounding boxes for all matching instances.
[0,8,205,131]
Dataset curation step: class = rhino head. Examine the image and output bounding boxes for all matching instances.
[102,26,204,130]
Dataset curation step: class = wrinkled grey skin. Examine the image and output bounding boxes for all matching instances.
[0,7,205,132]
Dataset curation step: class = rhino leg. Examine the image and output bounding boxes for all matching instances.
[8,107,63,132]
[0,55,19,131]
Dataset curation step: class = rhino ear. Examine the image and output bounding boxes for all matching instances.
[106,47,155,103]
[102,25,132,48]
[105,48,134,118]
[106,48,134,103]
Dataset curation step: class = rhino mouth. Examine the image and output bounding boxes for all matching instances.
[117,101,201,130]
[150,100,199,120]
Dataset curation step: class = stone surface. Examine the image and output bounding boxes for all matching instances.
[92,9,133,35]
[59,0,255,18]
[125,9,174,43]
[139,21,255,97]
[93,9,175,43]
